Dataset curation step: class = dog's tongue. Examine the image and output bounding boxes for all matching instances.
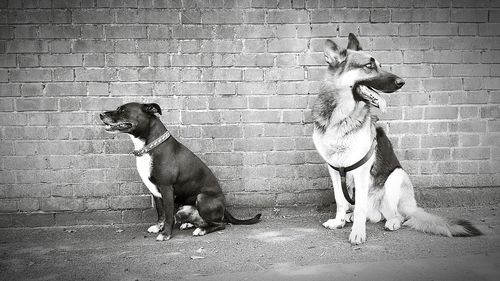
[358,85,387,113]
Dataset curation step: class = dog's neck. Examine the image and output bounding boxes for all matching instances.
[313,84,371,134]
[129,117,168,149]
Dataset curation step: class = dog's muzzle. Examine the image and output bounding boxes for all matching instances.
[99,113,133,132]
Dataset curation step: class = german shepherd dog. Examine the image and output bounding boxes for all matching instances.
[312,34,482,244]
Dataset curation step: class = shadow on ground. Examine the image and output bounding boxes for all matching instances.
[1,206,499,281]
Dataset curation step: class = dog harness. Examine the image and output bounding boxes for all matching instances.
[132,131,171,157]
[327,140,377,205]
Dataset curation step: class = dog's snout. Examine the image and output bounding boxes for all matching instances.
[99,113,105,120]
[395,78,405,88]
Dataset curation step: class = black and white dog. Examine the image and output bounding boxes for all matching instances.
[100,102,261,240]
[312,34,481,244]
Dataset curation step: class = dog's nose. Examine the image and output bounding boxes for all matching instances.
[99,113,105,120]
[395,78,405,88]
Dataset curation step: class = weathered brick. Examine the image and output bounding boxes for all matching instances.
[331,8,370,22]
[76,68,117,81]
[421,23,458,35]
[0,84,21,97]
[268,10,309,24]
[0,54,16,67]
[40,197,84,211]
[81,25,105,39]
[208,96,247,109]
[16,98,58,111]
[40,54,82,66]
[235,25,275,39]
[268,38,308,53]
[424,107,459,119]
[203,40,243,53]
[359,23,398,35]
[55,211,121,225]
[12,213,55,227]
[73,9,114,23]
[182,111,220,124]
[46,83,87,96]
[172,26,212,39]
[110,82,153,96]
[105,25,147,39]
[136,9,179,24]
[11,69,51,82]
[452,147,490,160]
[201,10,244,24]
[73,40,114,53]
[40,25,80,38]
[202,68,242,81]
[137,40,177,53]
[107,54,149,66]
[139,68,180,81]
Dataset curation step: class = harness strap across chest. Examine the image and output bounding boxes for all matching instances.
[327,139,377,205]
[132,131,171,157]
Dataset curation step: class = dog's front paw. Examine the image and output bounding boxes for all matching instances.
[322,218,345,229]
[148,223,164,233]
[192,227,207,236]
[349,225,366,245]
[180,222,194,230]
[384,218,402,231]
[156,233,171,241]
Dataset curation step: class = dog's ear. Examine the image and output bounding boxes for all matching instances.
[347,33,362,51]
[324,39,345,67]
[143,103,162,115]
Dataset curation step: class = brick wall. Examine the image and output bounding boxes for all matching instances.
[0,0,499,227]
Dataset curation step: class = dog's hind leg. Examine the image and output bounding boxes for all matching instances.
[323,166,351,230]
[175,205,201,230]
[193,192,226,236]
[380,168,406,231]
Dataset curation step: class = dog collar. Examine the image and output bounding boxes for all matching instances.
[328,139,377,205]
[132,131,171,157]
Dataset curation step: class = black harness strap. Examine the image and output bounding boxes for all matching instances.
[328,140,377,205]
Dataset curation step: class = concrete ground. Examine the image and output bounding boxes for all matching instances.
[1,205,499,281]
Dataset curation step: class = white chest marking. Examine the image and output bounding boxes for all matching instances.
[129,135,162,198]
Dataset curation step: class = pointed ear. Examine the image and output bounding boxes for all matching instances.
[347,33,362,51]
[143,103,162,115]
[324,39,344,67]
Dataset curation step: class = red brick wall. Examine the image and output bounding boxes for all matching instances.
[0,0,499,226]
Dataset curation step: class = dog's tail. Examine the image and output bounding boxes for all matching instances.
[403,207,482,237]
[224,210,261,225]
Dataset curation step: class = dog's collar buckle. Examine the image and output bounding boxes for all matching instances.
[132,131,171,157]
[328,139,377,205]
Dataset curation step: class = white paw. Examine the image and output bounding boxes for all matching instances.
[180,222,194,230]
[156,233,171,241]
[147,223,163,233]
[349,224,366,245]
[344,213,354,223]
[192,227,207,236]
[322,218,345,229]
[385,218,402,231]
